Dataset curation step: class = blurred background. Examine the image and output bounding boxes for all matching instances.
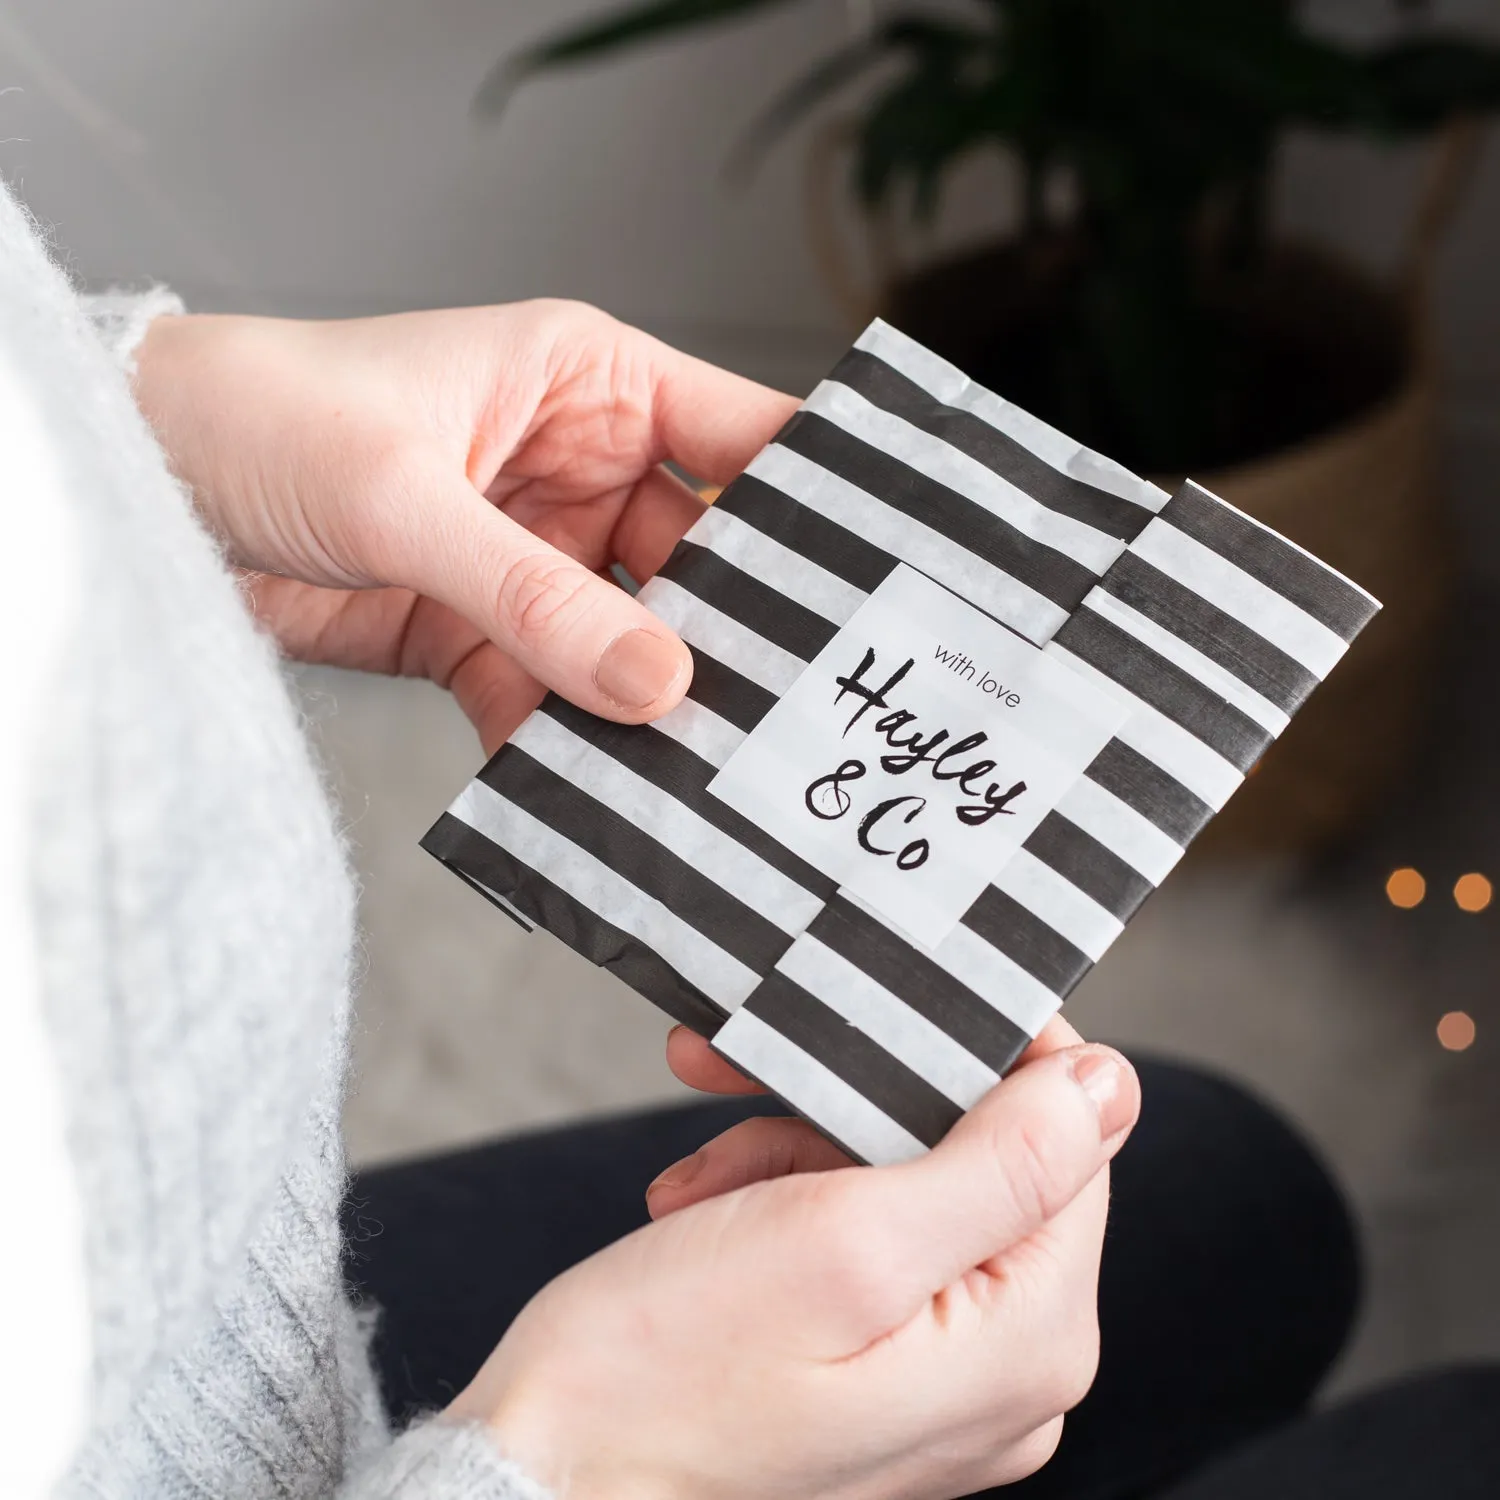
[3,0,1497,1401]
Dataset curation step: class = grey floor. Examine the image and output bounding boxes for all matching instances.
[312,579,1500,1408]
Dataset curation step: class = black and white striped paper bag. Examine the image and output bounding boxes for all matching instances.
[422,320,1379,1166]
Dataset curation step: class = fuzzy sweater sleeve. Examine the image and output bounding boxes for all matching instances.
[341,1420,552,1500]
[0,179,554,1500]
[77,284,184,372]
[64,285,557,1500]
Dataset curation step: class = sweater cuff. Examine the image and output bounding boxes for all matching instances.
[343,1418,553,1500]
[78,285,184,374]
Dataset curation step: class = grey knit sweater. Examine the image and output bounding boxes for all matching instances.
[5,181,547,1498]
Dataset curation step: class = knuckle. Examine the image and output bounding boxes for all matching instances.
[1002,1116,1075,1228]
[527,296,616,344]
[1005,1418,1065,1483]
[496,551,592,645]
[1053,1315,1102,1412]
[805,1179,898,1313]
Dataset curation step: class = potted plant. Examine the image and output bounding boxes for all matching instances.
[484,1,1500,853]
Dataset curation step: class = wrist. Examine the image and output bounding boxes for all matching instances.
[130,314,243,547]
[130,311,196,424]
[449,1367,567,1496]
[449,1364,677,1500]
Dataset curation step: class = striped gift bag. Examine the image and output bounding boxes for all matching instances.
[422,320,1379,1166]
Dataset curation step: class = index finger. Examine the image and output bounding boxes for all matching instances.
[642,335,800,486]
[666,1024,765,1096]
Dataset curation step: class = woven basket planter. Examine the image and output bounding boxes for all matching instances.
[1164,282,1449,854]
[805,122,1478,855]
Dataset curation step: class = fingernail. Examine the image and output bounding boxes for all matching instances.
[647,1150,706,1198]
[594,628,686,712]
[1072,1049,1134,1140]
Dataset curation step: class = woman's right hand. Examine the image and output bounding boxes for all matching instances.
[448,1041,1139,1500]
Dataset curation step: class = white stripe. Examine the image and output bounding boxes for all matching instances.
[640,575,805,693]
[1057,779,1185,884]
[992,848,1123,962]
[1131,517,1348,679]
[651,699,743,769]
[854,319,1170,515]
[839,888,1059,1038]
[748,443,1068,644]
[929,919,1062,1038]
[512,714,824,938]
[1046,644,1245,810]
[778,936,1000,1108]
[809,379,1125,573]
[1083,589,1290,737]
[448,781,760,1011]
[686,503,866,625]
[712,1008,928,1165]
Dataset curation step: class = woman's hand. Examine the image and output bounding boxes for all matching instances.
[452,1039,1138,1500]
[650,1014,1096,1213]
[132,301,796,751]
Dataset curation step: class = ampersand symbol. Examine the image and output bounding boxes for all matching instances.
[805,759,867,820]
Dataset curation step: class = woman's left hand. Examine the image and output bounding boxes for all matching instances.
[132,300,796,752]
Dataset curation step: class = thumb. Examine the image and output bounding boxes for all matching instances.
[820,1045,1139,1343]
[405,474,693,723]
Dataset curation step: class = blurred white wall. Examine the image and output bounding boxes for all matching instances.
[1,0,1497,399]
[0,0,864,389]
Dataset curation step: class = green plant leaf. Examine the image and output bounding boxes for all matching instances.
[725,36,895,181]
[1361,39,1500,132]
[476,0,800,116]
[855,56,992,219]
[727,15,991,180]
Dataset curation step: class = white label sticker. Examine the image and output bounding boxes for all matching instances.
[708,566,1129,949]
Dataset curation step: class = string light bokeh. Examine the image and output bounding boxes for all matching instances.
[1383,868,1487,1052]
[1438,1011,1478,1052]
[1385,867,1427,908]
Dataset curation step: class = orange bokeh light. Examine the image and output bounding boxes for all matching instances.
[1385,868,1426,908]
[1437,1011,1477,1052]
[1453,873,1493,913]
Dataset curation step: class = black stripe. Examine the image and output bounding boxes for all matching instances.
[1161,482,1377,643]
[1085,739,1212,847]
[448,867,533,931]
[702,1041,878,1166]
[478,748,791,977]
[540,697,837,899]
[831,348,1151,541]
[421,812,725,1036]
[1058,608,1271,773]
[777,411,1098,611]
[1098,551,1319,715]
[746,970,962,1148]
[716,473,895,594]
[660,540,837,662]
[1024,811,1155,923]
[811,898,1031,1073]
[683,647,776,733]
[962,887,1093,999]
